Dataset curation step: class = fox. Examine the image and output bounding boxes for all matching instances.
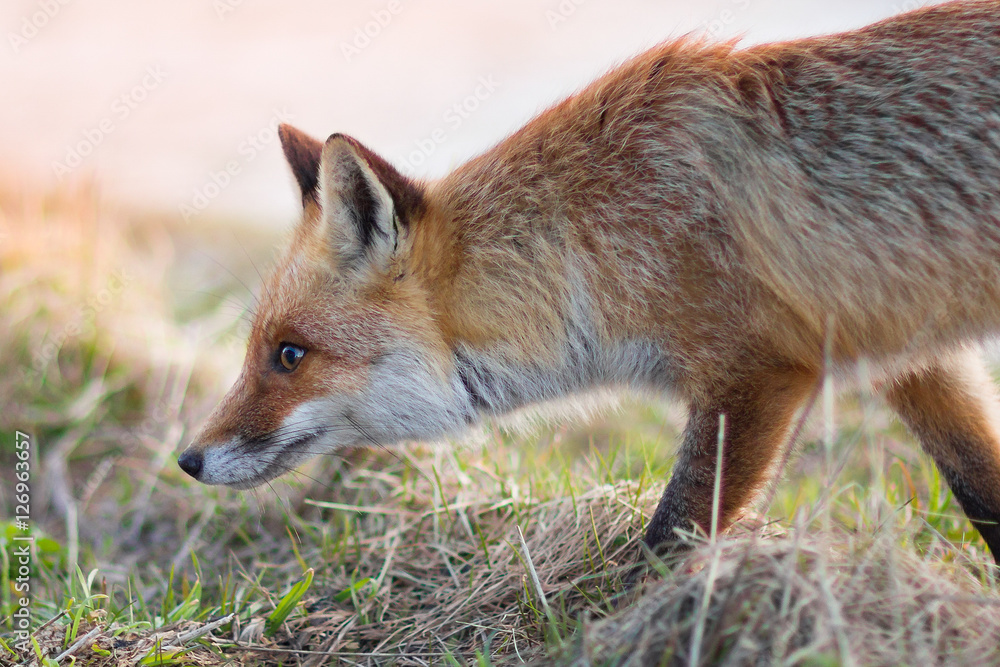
[178,0,1000,563]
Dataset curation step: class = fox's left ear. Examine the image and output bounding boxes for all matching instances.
[278,124,323,203]
[318,134,424,275]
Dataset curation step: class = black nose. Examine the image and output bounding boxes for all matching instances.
[177,449,203,479]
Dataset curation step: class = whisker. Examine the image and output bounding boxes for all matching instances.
[191,247,259,310]
[264,478,287,510]
[263,462,340,493]
[248,486,266,523]
[173,288,253,314]
[345,414,403,465]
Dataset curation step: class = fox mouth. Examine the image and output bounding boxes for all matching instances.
[224,428,331,489]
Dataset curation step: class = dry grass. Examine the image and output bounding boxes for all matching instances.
[4,182,1000,666]
[563,530,1000,666]
[271,477,650,664]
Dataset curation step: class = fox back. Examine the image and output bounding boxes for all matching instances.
[179,0,1000,562]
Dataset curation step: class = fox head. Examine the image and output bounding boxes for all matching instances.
[177,125,471,488]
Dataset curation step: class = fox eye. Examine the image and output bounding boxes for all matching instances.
[277,343,305,372]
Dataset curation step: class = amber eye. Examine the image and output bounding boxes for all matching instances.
[278,343,305,372]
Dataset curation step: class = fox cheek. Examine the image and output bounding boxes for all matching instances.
[355,351,471,441]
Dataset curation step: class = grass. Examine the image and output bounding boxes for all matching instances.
[2,182,1000,665]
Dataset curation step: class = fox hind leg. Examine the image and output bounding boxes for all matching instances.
[882,348,1000,562]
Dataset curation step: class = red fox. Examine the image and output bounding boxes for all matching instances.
[179,0,1000,561]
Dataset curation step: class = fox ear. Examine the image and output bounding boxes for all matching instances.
[318,134,423,274]
[278,124,323,203]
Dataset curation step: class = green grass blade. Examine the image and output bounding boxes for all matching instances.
[166,578,202,623]
[265,568,314,637]
[334,576,371,605]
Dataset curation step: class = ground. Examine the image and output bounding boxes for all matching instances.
[2,183,1000,666]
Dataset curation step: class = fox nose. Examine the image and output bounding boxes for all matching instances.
[177,449,204,479]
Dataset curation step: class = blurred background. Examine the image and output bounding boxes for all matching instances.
[3,0,932,225]
[8,1,986,662]
[0,0,949,574]
[0,0,944,607]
